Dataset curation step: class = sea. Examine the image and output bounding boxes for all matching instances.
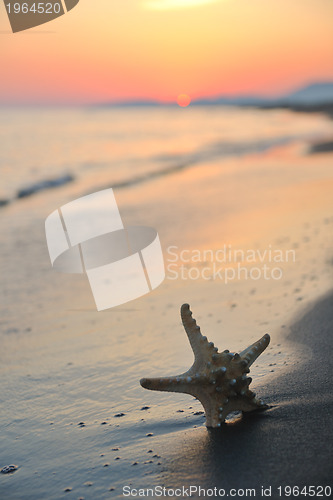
[1,105,331,203]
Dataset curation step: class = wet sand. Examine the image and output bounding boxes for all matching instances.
[160,292,333,498]
[0,107,333,499]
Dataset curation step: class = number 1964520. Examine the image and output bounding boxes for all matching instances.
[6,3,62,14]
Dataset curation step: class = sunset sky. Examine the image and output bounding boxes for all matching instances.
[0,0,333,104]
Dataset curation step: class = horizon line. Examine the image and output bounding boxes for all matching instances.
[1,79,333,107]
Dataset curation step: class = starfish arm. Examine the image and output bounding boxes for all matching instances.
[181,303,213,366]
[239,333,270,367]
[140,376,196,395]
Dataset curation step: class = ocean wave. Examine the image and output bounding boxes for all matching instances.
[0,135,309,207]
[0,174,74,209]
[90,135,299,194]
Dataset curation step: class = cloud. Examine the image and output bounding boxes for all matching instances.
[143,0,222,11]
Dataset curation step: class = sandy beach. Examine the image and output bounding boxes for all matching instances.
[0,106,332,499]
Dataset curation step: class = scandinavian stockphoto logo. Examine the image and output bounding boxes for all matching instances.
[45,189,165,311]
[3,0,80,33]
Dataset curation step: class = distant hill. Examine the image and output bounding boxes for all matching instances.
[193,95,269,106]
[193,82,333,108]
[192,81,333,116]
[95,82,333,113]
[285,82,333,105]
[94,99,160,108]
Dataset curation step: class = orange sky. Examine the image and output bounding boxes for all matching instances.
[0,0,333,104]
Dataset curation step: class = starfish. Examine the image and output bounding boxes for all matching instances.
[140,303,270,428]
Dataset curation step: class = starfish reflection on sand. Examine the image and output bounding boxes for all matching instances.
[140,304,270,428]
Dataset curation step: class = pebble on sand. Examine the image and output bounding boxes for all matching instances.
[1,464,18,474]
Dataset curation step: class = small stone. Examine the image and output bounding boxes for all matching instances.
[5,327,19,334]
[64,487,72,492]
[146,433,153,437]
[1,465,18,474]
[114,413,125,418]
[140,406,150,410]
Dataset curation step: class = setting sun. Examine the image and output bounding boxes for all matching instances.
[177,94,191,107]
